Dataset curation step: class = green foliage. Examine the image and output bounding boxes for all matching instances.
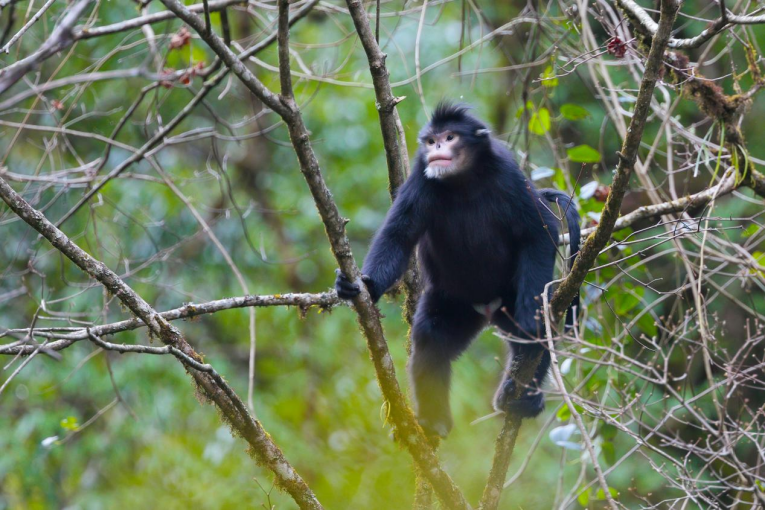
[516,101,551,135]
[560,103,591,120]
[59,417,79,431]
[528,107,551,135]
[0,1,762,510]
[567,144,601,163]
[541,65,559,88]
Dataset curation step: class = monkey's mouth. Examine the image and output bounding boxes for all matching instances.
[427,157,453,167]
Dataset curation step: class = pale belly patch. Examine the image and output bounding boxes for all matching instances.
[472,297,502,320]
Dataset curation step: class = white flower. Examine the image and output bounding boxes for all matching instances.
[579,181,598,199]
[41,436,59,448]
[531,167,555,181]
[549,424,582,450]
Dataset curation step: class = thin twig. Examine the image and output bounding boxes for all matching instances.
[550,0,681,321]
[156,0,469,506]
[0,178,323,510]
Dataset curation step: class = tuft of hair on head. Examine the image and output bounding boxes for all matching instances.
[430,101,471,125]
[429,100,489,138]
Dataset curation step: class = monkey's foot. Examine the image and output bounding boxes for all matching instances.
[417,415,452,439]
[493,379,545,418]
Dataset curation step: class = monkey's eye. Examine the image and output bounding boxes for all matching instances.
[446,134,454,141]
[427,138,435,145]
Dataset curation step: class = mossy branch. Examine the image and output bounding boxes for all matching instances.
[549,0,681,322]
[0,178,322,510]
[156,0,468,507]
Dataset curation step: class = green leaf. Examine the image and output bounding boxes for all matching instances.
[596,487,619,500]
[601,441,616,465]
[752,251,765,276]
[515,101,534,118]
[556,404,571,421]
[742,224,760,238]
[541,65,559,88]
[600,423,618,441]
[60,416,79,431]
[528,107,551,135]
[614,292,640,315]
[577,488,590,507]
[636,314,658,337]
[553,168,567,190]
[560,103,591,120]
[567,144,601,163]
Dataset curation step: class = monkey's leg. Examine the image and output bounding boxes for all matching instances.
[409,291,485,438]
[492,341,550,418]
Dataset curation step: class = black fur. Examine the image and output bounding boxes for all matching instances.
[538,188,581,327]
[335,102,581,437]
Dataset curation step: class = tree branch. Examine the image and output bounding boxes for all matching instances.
[344,0,421,327]
[0,0,94,96]
[480,1,681,507]
[615,0,762,49]
[550,0,680,321]
[52,0,317,227]
[478,349,543,509]
[562,166,740,245]
[74,0,244,40]
[155,0,468,506]
[153,0,467,508]
[0,292,339,354]
[0,178,323,510]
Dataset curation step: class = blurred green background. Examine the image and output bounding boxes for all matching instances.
[0,0,763,509]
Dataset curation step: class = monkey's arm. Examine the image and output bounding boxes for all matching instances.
[360,178,429,302]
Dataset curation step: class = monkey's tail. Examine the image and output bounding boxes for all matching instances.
[539,188,581,329]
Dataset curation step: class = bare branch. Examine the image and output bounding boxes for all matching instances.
[156,0,469,506]
[0,178,323,510]
[616,0,763,49]
[562,166,740,245]
[0,292,339,354]
[0,0,57,53]
[343,0,421,321]
[478,351,540,509]
[0,0,94,95]
[74,0,244,40]
[550,0,681,321]
[51,1,317,227]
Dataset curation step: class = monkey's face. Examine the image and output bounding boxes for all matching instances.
[422,131,468,179]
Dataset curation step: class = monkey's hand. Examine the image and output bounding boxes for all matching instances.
[334,269,374,300]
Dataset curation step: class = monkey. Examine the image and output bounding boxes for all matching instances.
[335,102,580,438]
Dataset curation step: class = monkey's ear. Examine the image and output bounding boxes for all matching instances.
[475,128,491,137]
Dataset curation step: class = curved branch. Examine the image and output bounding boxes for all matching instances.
[0,292,339,354]
[0,179,322,510]
[616,0,763,49]
[550,0,681,321]
[155,0,468,507]
[0,0,94,95]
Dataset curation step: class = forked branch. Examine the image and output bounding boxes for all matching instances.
[156,0,468,506]
[480,1,681,507]
[550,0,681,322]
[0,179,322,510]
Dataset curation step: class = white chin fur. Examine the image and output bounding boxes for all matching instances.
[424,164,457,179]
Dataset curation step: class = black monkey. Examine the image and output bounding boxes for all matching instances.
[335,103,580,438]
